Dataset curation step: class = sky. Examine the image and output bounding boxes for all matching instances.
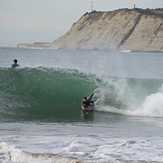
[0,0,163,46]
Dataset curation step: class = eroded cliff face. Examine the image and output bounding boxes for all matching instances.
[52,8,163,51]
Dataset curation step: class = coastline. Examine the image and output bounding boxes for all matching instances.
[3,46,163,53]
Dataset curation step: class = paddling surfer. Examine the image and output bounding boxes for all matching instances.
[12,59,19,68]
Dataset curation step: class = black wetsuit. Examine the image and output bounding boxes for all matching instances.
[83,99,91,106]
[12,63,19,68]
[82,94,94,107]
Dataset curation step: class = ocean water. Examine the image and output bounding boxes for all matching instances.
[0,47,163,162]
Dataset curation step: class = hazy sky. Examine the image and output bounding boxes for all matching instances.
[0,0,163,46]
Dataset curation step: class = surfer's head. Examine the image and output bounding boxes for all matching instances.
[13,59,18,63]
[84,97,87,100]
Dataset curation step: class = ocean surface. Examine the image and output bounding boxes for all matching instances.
[0,47,163,162]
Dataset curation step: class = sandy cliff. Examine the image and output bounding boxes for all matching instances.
[52,8,163,51]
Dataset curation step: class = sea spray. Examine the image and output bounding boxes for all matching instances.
[95,78,163,117]
[133,84,163,117]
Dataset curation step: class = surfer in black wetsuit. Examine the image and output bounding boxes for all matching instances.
[12,59,19,68]
[82,93,94,107]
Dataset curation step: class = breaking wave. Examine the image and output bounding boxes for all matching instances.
[95,78,163,117]
[0,67,163,121]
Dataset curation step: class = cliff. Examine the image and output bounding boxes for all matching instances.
[52,8,163,51]
[18,8,163,51]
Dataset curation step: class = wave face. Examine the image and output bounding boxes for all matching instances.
[1,67,163,121]
[0,68,96,121]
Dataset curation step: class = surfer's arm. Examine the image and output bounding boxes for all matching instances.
[88,93,94,101]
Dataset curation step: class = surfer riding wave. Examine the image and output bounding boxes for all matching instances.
[81,93,95,112]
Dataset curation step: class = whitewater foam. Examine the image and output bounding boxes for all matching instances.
[1,136,163,163]
[95,79,163,117]
[133,88,163,117]
[0,142,81,163]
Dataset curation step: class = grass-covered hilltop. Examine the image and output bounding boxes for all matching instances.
[18,8,163,52]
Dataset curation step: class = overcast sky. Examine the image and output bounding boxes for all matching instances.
[0,0,163,46]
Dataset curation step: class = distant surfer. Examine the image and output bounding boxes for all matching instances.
[12,59,19,68]
[82,93,95,112]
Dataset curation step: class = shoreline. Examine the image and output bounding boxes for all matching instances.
[1,46,163,53]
